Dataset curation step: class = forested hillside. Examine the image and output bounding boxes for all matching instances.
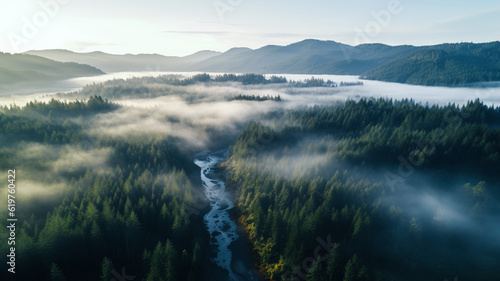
[362,42,500,86]
[0,53,103,91]
[225,98,500,281]
[190,40,416,75]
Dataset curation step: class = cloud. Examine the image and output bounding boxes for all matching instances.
[91,94,280,150]
[52,146,112,174]
[13,180,69,199]
[63,40,120,51]
[164,30,231,35]
[257,32,312,39]
[82,81,356,151]
[0,145,106,201]
[431,8,500,26]
[13,143,113,181]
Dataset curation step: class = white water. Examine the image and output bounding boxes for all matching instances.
[194,150,239,280]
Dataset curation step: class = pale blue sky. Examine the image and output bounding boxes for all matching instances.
[1,0,499,56]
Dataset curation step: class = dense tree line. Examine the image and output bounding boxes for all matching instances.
[339,81,363,87]
[288,78,364,88]
[169,73,287,85]
[0,96,116,144]
[0,98,208,281]
[212,73,287,85]
[282,98,500,176]
[59,74,288,101]
[289,77,337,88]
[225,98,500,281]
[228,94,283,102]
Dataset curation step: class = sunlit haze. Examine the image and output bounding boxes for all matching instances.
[1,0,499,56]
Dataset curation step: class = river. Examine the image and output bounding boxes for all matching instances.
[194,150,239,280]
[194,150,262,281]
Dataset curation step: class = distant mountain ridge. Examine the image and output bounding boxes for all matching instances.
[192,40,417,75]
[23,39,500,87]
[24,49,222,73]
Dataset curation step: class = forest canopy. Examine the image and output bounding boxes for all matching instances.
[226,98,500,281]
[0,97,208,281]
[0,75,499,281]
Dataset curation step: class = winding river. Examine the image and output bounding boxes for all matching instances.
[194,150,239,280]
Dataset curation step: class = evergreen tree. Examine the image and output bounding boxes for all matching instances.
[343,255,368,281]
[100,257,114,281]
[50,263,66,281]
[307,257,326,281]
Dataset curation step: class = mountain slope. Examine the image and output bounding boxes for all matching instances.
[192,40,500,85]
[190,39,417,75]
[24,49,222,73]
[362,42,500,86]
[0,52,104,91]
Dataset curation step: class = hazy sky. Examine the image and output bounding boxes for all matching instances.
[1,0,499,56]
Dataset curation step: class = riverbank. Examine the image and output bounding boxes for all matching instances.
[228,207,266,281]
[216,160,266,281]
